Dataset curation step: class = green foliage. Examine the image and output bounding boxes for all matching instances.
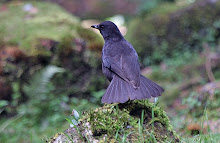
[182,89,220,119]
[144,46,219,142]
[19,66,65,124]
[183,92,201,108]
[147,50,201,83]
[67,109,80,127]
[11,82,22,107]
[149,66,181,82]
[70,98,99,113]
[0,100,8,109]
[126,1,220,66]
[138,0,176,15]
[23,65,65,97]
[90,89,105,103]
[184,133,220,143]
[0,114,68,143]
[0,1,79,56]
[0,1,219,143]
[182,108,220,143]
[0,0,104,125]
[0,65,68,142]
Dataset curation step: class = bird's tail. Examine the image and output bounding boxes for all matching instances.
[101,75,164,104]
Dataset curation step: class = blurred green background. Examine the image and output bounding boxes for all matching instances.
[0,0,219,142]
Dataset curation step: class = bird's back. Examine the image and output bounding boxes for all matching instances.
[91,21,164,104]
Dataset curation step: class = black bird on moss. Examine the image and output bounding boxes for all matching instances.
[91,21,164,104]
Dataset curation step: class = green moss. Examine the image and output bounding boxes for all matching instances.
[77,100,180,142]
[87,105,133,136]
[49,100,180,142]
[0,1,79,57]
[76,27,104,52]
[56,34,75,57]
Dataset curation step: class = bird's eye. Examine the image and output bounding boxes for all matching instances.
[100,25,104,29]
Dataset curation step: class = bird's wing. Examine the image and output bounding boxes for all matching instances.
[103,56,130,83]
[121,53,140,88]
[102,42,140,88]
[102,62,113,81]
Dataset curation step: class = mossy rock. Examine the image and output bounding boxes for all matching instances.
[0,1,103,58]
[49,100,180,142]
[0,1,104,99]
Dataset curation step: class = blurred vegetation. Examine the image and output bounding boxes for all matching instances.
[0,1,79,56]
[126,0,220,66]
[0,1,104,142]
[0,0,220,142]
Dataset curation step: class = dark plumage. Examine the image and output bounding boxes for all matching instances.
[91,21,164,104]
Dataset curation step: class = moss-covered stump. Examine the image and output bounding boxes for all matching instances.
[49,100,180,142]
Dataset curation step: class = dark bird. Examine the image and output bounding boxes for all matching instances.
[91,21,164,104]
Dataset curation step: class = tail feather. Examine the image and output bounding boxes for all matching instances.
[141,79,155,97]
[143,76,164,97]
[114,80,120,103]
[114,80,121,103]
[119,80,129,103]
[144,76,164,92]
[125,81,135,100]
[102,81,114,103]
[141,77,159,97]
[101,75,164,104]
[110,84,117,102]
[118,80,128,103]
[140,80,151,99]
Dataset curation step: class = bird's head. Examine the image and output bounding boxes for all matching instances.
[91,21,123,41]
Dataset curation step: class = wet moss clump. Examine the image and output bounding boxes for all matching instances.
[50,100,180,142]
[87,104,133,137]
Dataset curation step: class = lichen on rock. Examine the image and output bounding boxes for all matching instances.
[49,100,180,142]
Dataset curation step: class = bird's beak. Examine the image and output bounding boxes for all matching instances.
[91,25,99,29]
